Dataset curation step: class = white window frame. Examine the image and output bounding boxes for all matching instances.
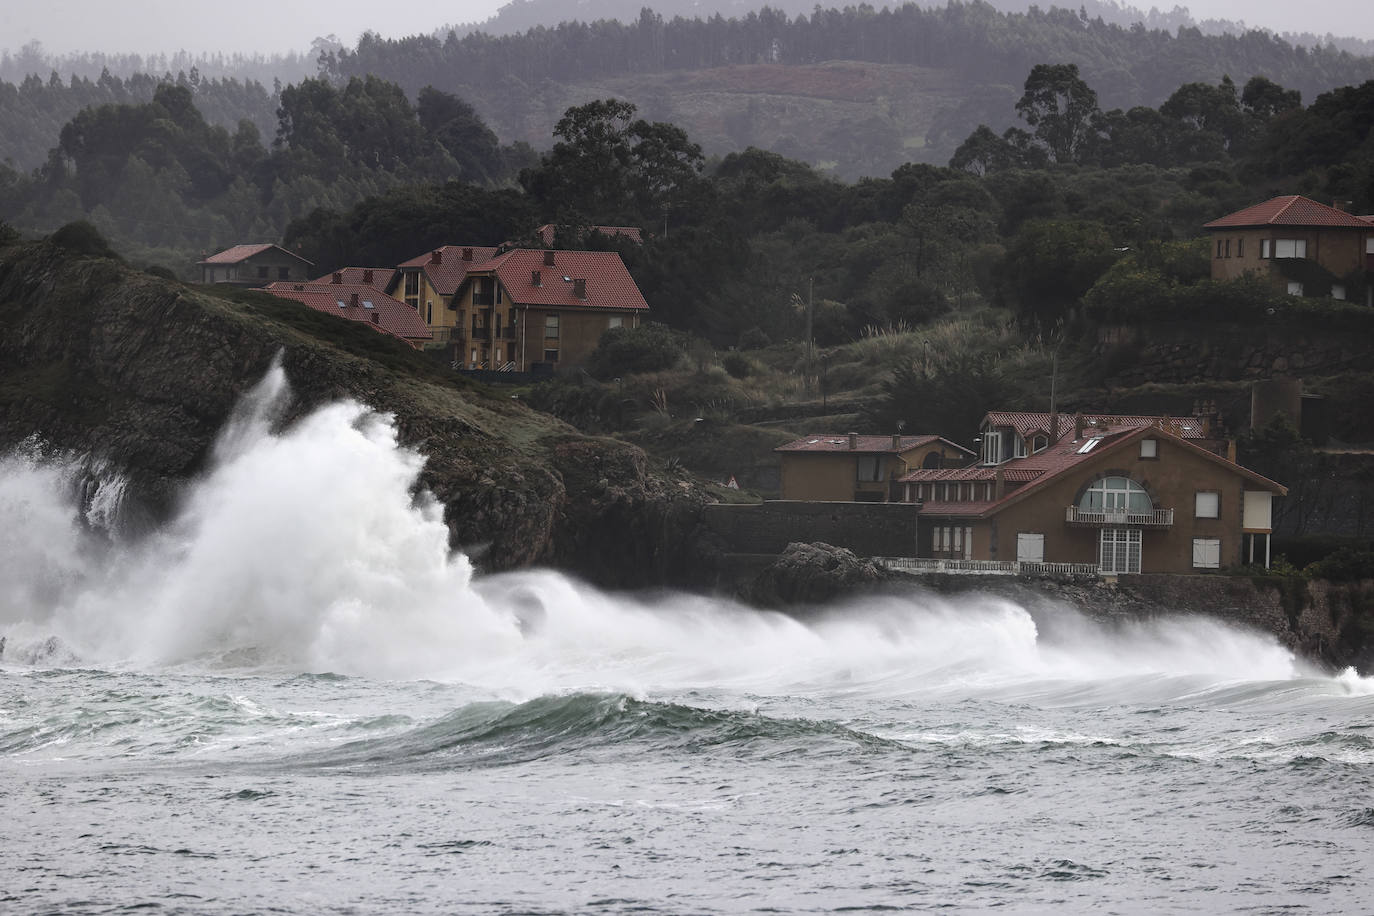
[1100,528,1142,574]
[1140,438,1157,458]
[1195,491,1220,519]
[1287,281,1303,296]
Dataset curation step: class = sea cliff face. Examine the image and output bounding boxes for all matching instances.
[0,239,713,586]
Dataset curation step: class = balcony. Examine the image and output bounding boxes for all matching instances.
[1065,506,1174,527]
[879,557,1100,578]
[432,326,465,343]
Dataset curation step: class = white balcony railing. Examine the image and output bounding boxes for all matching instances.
[878,557,1100,577]
[1065,506,1173,527]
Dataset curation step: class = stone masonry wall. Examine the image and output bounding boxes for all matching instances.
[702,500,919,558]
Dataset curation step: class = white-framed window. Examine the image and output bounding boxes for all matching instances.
[1332,284,1346,300]
[608,315,623,328]
[542,348,559,362]
[1100,528,1142,574]
[953,526,963,550]
[426,300,433,324]
[1367,237,1374,255]
[1140,438,1158,458]
[1032,434,1048,453]
[1192,537,1221,569]
[1195,491,1220,518]
[1080,477,1152,513]
[1287,281,1303,296]
[545,314,560,339]
[1273,238,1307,259]
[1261,239,1269,258]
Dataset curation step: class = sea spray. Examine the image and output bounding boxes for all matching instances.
[0,365,1362,703]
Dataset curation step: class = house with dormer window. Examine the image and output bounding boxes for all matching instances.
[263,273,432,348]
[450,249,649,371]
[1204,195,1373,304]
[896,411,1286,575]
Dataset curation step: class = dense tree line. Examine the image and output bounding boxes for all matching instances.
[334,2,1373,136]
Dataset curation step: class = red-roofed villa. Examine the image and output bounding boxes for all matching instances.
[775,433,975,502]
[1204,195,1374,304]
[451,248,649,371]
[892,410,1286,576]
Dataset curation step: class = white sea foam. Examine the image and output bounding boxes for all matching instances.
[0,364,1355,702]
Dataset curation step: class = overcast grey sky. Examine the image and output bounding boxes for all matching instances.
[1,0,1369,57]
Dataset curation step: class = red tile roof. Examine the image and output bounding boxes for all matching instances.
[311,267,397,289]
[776,434,972,455]
[1204,196,1373,230]
[200,243,313,266]
[535,224,644,247]
[473,249,649,311]
[900,425,1285,517]
[983,411,1210,440]
[397,246,500,296]
[263,281,432,344]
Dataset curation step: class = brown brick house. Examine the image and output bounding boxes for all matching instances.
[775,433,974,502]
[897,411,1286,574]
[451,249,649,371]
[1204,195,1374,305]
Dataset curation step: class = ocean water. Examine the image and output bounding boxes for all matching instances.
[4,365,1373,914]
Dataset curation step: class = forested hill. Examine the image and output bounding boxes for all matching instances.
[334,1,1374,173]
[463,0,1374,54]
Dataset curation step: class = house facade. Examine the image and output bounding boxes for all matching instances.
[775,433,974,502]
[199,244,314,287]
[391,246,499,345]
[898,412,1285,575]
[1204,195,1374,304]
[451,249,648,371]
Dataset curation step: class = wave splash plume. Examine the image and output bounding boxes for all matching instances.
[0,363,1368,706]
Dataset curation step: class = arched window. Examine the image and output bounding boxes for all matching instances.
[1079,476,1152,513]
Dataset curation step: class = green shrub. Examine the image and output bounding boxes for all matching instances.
[721,351,752,379]
[1306,548,1374,582]
[586,323,688,380]
[48,221,121,260]
[738,326,771,350]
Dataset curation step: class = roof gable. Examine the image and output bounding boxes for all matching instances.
[200,243,314,266]
[1204,195,1372,230]
[397,246,499,296]
[776,434,972,456]
[471,249,649,312]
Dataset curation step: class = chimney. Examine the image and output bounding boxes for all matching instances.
[1227,439,1238,462]
[363,269,373,284]
[1051,411,1060,444]
[573,278,587,299]
[543,250,556,267]
[994,463,1006,500]
[371,312,379,324]
[531,270,541,287]
[892,433,901,449]
[848,432,858,450]
[462,247,473,261]
[1074,412,1085,439]
[331,272,342,284]
[350,293,359,306]
[430,250,442,264]
[1334,199,1352,212]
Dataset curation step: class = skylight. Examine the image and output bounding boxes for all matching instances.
[363,300,374,309]
[336,300,346,308]
[1076,437,1103,454]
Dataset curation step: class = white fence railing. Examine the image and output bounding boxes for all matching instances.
[877,557,1100,578]
[1065,506,1173,527]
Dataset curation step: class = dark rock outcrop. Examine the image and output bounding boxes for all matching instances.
[743,541,897,608]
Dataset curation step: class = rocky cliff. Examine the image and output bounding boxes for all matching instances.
[0,235,716,586]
